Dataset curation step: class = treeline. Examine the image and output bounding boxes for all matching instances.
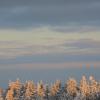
[0,76,100,100]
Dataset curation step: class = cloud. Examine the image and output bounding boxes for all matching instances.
[63,39,100,48]
[0,26,100,59]
[0,0,100,29]
[0,0,100,85]
[51,25,100,33]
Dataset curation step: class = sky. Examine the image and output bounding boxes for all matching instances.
[0,0,100,87]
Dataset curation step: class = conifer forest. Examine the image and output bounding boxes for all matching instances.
[0,76,100,100]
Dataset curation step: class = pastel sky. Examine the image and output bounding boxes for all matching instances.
[0,0,100,87]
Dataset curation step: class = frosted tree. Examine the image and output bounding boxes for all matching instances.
[8,79,21,90]
[89,76,99,100]
[0,75,100,100]
[80,76,90,100]
[25,81,36,100]
[50,80,61,96]
[66,78,77,99]
[25,88,31,100]
[50,83,57,96]
[89,76,98,93]
[55,80,61,91]
[50,80,62,100]
[0,88,3,100]
[8,79,22,99]
[6,89,14,100]
[37,81,45,100]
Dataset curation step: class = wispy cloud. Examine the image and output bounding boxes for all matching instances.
[0,26,100,59]
[0,0,100,86]
[0,0,100,65]
[51,26,100,33]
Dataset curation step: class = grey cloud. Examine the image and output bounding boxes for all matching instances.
[50,26,100,33]
[0,38,100,59]
[0,40,63,59]
[63,39,100,49]
[0,0,100,29]
[0,0,99,8]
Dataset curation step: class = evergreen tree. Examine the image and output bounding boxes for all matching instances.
[80,76,90,100]
[6,89,14,100]
[66,78,77,99]
[25,81,36,99]
[0,88,3,100]
[37,81,45,100]
[44,84,50,99]
[0,76,99,100]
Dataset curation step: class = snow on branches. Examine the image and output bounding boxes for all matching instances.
[0,76,100,100]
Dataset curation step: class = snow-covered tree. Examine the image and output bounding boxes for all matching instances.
[0,88,3,100]
[25,81,36,100]
[89,76,100,100]
[50,83,57,96]
[66,78,77,99]
[7,79,22,100]
[6,89,14,100]
[80,76,90,100]
[0,75,99,100]
[37,81,45,100]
